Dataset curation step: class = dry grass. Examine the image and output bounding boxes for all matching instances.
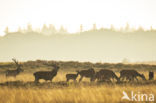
[0,71,155,103]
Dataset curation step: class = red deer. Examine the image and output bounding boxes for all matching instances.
[120,70,146,82]
[33,64,59,83]
[94,69,119,82]
[78,68,95,82]
[66,72,79,82]
[6,58,24,78]
[149,71,154,80]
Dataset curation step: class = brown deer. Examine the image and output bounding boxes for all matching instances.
[78,68,95,82]
[6,58,24,78]
[95,69,120,82]
[149,71,154,80]
[120,70,146,82]
[66,71,79,82]
[33,64,59,83]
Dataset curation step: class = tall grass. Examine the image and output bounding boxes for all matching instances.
[0,85,155,103]
[0,71,155,103]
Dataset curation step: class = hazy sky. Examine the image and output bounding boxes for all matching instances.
[0,0,156,36]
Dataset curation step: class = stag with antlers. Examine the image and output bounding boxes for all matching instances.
[33,64,60,83]
[6,58,24,78]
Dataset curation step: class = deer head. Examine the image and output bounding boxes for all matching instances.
[12,58,24,72]
[52,64,60,70]
[140,74,146,81]
[76,70,80,74]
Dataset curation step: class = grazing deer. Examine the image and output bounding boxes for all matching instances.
[33,64,59,83]
[120,70,146,82]
[95,69,119,82]
[78,68,95,82]
[6,58,24,78]
[149,71,154,80]
[66,72,79,82]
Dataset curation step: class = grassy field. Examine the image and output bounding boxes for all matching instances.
[0,85,155,103]
[0,69,155,103]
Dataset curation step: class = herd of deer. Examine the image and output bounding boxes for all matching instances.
[5,59,147,83]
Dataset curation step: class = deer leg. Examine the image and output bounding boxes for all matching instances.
[90,76,95,82]
[119,76,124,81]
[101,76,105,82]
[130,77,135,82]
[124,76,127,81]
[108,78,113,83]
[125,76,130,82]
[135,77,138,81]
[126,76,130,81]
[127,76,131,82]
[126,76,131,82]
[79,76,83,82]
[35,77,39,83]
[113,77,118,82]
[90,78,92,82]
[98,75,102,81]
[128,76,134,82]
[112,77,114,82]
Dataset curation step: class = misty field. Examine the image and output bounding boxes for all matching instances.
[0,70,156,103]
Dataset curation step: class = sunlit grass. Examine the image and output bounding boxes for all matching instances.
[0,84,155,103]
[0,71,155,103]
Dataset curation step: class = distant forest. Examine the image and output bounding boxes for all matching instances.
[2,23,156,36]
[0,23,156,62]
[0,60,156,72]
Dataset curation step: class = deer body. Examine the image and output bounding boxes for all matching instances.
[6,69,22,77]
[5,58,23,78]
[66,73,79,82]
[33,65,59,83]
[120,70,146,82]
[95,69,119,82]
[78,68,95,82]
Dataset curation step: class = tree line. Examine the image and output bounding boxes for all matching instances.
[0,60,155,71]
[4,23,156,36]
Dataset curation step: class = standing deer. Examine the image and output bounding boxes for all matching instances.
[95,69,119,82]
[120,70,146,82]
[66,71,79,82]
[78,68,95,82]
[33,64,59,83]
[149,71,154,80]
[6,58,24,78]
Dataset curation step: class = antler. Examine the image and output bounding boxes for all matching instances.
[12,58,19,66]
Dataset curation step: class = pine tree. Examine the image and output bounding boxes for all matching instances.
[92,23,97,30]
[59,25,67,34]
[27,23,32,32]
[4,26,9,34]
[80,24,83,32]
[49,24,56,34]
[18,27,22,33]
